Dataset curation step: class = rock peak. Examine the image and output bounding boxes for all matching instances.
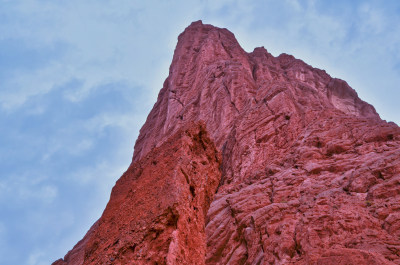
[189,19,203,26]
[54,22,400,265]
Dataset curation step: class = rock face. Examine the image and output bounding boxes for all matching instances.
[54,21,400,264]
[54,123,221,265]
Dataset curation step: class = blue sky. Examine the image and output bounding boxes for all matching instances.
[0,1,399,264]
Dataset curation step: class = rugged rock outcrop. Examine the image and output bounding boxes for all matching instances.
[54,21,400,264]
[54,123,221,265]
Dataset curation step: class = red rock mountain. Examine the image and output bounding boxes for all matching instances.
[54,21,400,265]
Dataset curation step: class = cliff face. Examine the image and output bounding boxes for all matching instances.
[54,21,400,265]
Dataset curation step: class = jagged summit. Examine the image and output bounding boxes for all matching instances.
[133,21,379,163]
[54,22,400,265]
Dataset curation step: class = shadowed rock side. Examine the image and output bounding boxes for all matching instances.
[53,123,221,265]
[55,21,400,264]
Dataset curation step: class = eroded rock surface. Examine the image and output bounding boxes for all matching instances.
[55,21,400,264]
[54,123,221,265]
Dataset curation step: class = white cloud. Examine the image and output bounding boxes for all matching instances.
[41,137,95,162]
[27,251,46,265]
[22,185,58,204]
[358,3,386,34]
[84,111,143,132]
[0,1,170,111]
[0,63,63,111]
[0,174,58,204]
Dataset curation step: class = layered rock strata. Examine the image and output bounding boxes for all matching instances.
[55,21,400,264]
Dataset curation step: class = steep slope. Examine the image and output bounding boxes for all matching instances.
[55,21,400,264]
[54,123,221,265]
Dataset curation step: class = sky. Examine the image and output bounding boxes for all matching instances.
[0,0,399,264]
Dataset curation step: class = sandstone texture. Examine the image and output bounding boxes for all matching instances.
[55,21,400,264]
[54,124,221,264]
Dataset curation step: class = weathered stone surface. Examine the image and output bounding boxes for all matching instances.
[55,21,400,264]
[54,123,221,264]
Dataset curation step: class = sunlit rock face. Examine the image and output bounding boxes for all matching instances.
[54,21,400,265]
